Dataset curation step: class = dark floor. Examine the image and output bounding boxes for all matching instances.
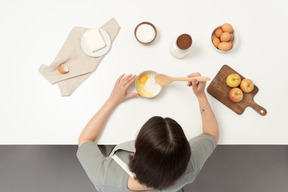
[0,145,287,192]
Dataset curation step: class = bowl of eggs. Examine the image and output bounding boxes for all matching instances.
[211,23,238,52]
[136,70,163,98]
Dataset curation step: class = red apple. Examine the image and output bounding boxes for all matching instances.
[229,88,243,102]
[226,74,241,88]
[240,79,254,93]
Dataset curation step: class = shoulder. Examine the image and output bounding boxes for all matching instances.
[76,141,106,179]
[109,140,135,156]
[76,141,131,190]
[188,133,217,171]
[163,134,217,191]
[189,133,217,149]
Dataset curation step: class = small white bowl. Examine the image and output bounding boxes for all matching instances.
[135,70,162,98]
[211,25,238,53]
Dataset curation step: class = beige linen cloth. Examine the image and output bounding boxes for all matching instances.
[39,18,120,96]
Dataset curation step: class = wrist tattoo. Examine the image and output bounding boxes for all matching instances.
[200,107,205,114]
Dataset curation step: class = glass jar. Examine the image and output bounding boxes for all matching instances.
[170,34,192,59]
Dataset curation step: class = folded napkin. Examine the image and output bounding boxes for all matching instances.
[39,18,120,96]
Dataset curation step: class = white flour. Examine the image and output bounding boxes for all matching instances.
[136,24,155,43]
[144,76,162,96]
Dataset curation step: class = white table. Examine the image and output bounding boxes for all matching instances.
[1,0,288,144]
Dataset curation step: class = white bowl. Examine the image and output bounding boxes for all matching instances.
[135,70,162,98]
[211,25,238,53]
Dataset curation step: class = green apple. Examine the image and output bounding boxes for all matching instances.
[226,74,241,87]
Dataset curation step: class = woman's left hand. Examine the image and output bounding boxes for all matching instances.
[109,74,140,105]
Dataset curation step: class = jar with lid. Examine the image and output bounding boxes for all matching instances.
[170,34,192,59]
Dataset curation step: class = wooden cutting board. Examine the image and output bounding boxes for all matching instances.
[207,65,267,116]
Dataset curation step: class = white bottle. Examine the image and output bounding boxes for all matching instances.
[170,34,192,59]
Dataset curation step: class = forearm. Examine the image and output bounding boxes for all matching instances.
[196,93,219,142]
[78,98,118,147]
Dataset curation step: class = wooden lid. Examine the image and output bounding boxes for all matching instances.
[177,34,192,49]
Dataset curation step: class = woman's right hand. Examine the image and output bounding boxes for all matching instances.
[108,74,140,105]
[187,72,206,97]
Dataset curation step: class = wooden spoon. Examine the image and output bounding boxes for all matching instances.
[155,74,210,86]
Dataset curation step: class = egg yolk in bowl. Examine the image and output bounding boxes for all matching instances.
[136,74,154,98]
[140,75,148,84]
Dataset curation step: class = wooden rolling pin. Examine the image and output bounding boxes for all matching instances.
[155,74,210,86]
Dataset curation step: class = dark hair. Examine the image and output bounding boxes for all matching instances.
[129,116,191,190]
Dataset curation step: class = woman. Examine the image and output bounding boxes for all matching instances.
[77,73,219,192]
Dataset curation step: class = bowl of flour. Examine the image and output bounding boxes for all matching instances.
[136,70,162,98]
[134,22,157,44]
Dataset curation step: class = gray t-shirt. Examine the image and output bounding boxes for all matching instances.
[77,133,217,192]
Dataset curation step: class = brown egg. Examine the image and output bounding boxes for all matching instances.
[222,23,233,33]
[230,33,234,41]
[220,32,232,42]
[218,42,233,51]
[215,28,224,38]
[214,28,223,38]
[212,37,220,48]
[58,64,69,74]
